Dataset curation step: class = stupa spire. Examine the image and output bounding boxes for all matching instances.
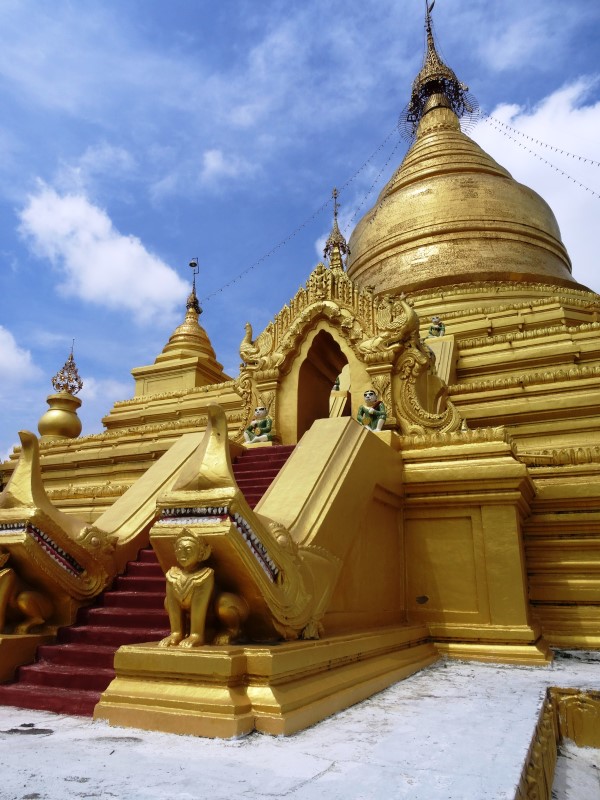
[132,255,230,391]
[187,257,201,316]
[405,1,475,134]
[323,188,350,272]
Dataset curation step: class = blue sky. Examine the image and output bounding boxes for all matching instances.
[1,0,599,458]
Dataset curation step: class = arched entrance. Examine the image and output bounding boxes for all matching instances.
[296,330,348,440]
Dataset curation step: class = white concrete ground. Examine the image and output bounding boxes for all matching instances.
[554,740,600,799]
[0,652,598,800]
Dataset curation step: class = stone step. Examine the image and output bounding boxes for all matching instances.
[137,548,160,563]
[17,663,115,693]
[57,625,169,647]
[123,561,165,577]
[36,643,117,669]
[101,590,166,609]
[78,607,169,629]
[0,684,100,716]
[112,575,166,592]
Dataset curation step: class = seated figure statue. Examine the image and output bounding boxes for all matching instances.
[428,315,446,337]
[357,389,387,432]
[244,406,274,444]
[159,530,214,649]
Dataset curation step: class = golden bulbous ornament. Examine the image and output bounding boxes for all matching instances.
[38,391,82,441]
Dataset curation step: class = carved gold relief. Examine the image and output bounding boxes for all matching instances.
[0,431,116,628]
[393,335,461,435]
[238,262,462,437]
[516,695,559,800]
[516,688,600,799]
[159,530,215,648]
[0,549,53,634]
[554,688,600,748]
[150,404,339,644]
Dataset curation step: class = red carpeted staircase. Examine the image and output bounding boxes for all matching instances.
[232,444,295,507]
[0,444,294,716]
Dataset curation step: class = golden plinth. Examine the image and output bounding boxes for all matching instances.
[95,625,436,737]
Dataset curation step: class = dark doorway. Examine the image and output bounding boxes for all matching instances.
[296,330,348,440]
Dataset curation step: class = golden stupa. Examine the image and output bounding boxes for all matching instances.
[348,20,580,295]
[0,5,598,792]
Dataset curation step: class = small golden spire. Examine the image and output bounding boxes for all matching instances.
[323,188,350,272]
[187,258,201,316]
[51,344,83,396]
[405,1,476,134]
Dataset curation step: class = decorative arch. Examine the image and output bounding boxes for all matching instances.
[235,263,462,443]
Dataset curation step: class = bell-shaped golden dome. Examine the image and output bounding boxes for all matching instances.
[348,8,582,295]
[160,285,219,362]
[131,281,230,395]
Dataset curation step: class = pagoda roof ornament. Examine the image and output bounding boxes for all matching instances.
[187,258,201,316]
[401,0,478,139]
[51,345,83,396]
[151,255,227,382]
[323,188,350,272]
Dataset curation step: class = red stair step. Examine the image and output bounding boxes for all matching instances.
[58,625,169,647]
[137,549,159,562]
[124,561,164,576]
[112,575,166,591]
[0,445,295,718]
[102,590,166,609]
[17,663,115,692]
[36,643,116,669]
[0,684,100,716]
[78,607,168,628]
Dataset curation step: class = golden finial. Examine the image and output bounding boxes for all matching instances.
[324,187,350,271]
[51,343,83,396]
[402,0,477,136]
[187,258,201,315]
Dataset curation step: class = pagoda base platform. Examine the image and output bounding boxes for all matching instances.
[94,624,437,738]
[429,622,552,665]
[435,638,551,665]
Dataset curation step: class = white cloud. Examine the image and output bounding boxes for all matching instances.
[151,148,258,200]
[0,325,41,387]
[18,183,188,323]
[471,79,600,293]
[79,376,132,404]
[200,149,256,185]
[26,329,74,350]
[56,143,136,194]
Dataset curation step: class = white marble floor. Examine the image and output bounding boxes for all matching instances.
[0,652,598,800]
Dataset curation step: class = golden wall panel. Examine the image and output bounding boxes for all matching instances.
[405,508,488,622]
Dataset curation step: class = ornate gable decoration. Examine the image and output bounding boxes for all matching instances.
[239,262,419,379]
[235,262,461,439]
